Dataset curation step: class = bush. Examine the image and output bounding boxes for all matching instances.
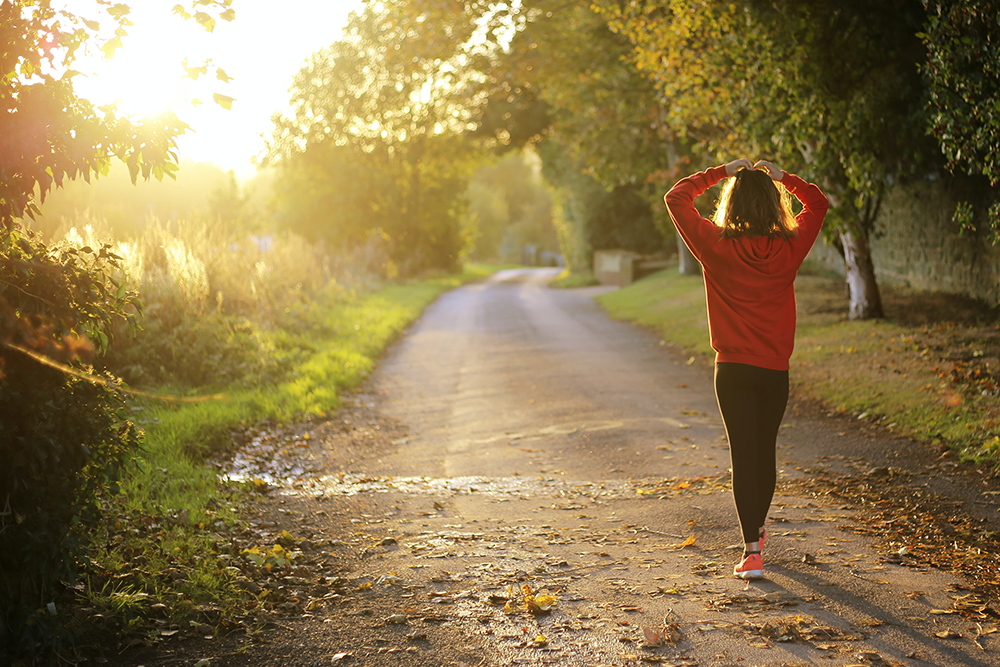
[57,217,340,391]
[0,226,142,661]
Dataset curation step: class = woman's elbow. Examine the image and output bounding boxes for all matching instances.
[664,190,683,211]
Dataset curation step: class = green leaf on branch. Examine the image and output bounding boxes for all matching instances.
[953,201,975,236]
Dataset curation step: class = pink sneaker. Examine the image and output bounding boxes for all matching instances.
[734,552,764,580]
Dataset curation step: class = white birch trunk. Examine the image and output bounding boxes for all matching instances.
[677,235,701,276]
[841,228,884,319]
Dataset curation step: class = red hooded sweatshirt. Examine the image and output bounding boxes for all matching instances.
[664,165,829,371]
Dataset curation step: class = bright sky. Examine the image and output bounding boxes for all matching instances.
[71,1,364,181]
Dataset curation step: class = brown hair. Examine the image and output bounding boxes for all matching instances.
[712,168,797,240]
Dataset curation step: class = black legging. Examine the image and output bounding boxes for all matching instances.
[714,362,789,544]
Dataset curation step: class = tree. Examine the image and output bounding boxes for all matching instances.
[921,0,1000,242]
[464,150,557,261]
[595,0,938,319]
[0,1,233,658]
[0,0,234,228]
[472,0,679,270]
[263,1,485,274]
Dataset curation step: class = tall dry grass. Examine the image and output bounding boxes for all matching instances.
[53,214,390,390]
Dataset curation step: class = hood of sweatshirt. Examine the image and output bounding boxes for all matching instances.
[729,236,797,276]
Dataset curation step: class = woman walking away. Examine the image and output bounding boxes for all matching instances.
[664,158,829,580]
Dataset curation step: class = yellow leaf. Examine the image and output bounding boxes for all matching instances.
[670,535,696,549]
[101,37,122,59]
[213,93,235,110]
[240,546,264,566]
[533,594,557,610]
[194,11,216,32]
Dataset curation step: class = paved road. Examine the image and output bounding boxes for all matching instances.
[296,267,993,667]
[222,268,1000,667]
[374,267,726,482]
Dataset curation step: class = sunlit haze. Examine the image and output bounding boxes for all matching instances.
[69,0,364,181]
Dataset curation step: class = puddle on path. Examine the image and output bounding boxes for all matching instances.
[220,428,636,500]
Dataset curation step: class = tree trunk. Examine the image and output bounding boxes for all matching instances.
[840,228,883,319]
[677,235,701,276]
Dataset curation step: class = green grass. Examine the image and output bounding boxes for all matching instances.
[596,264,712,357]
[549,269,600,289]
[597,262,1000,463]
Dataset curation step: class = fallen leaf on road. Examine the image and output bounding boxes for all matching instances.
[642,623,683,646]
[526,593,558,613]
[663,535,696,550]
[952,593,990,618]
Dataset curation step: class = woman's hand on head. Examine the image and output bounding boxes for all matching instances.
[724,158,753,176]
[753,160,784,181]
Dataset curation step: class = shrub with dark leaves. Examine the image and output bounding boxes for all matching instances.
[0,226,142,661]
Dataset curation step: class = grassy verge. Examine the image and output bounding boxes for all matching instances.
[596,262,1000,464]
[549,268,600,289]
[74,265,497,651]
